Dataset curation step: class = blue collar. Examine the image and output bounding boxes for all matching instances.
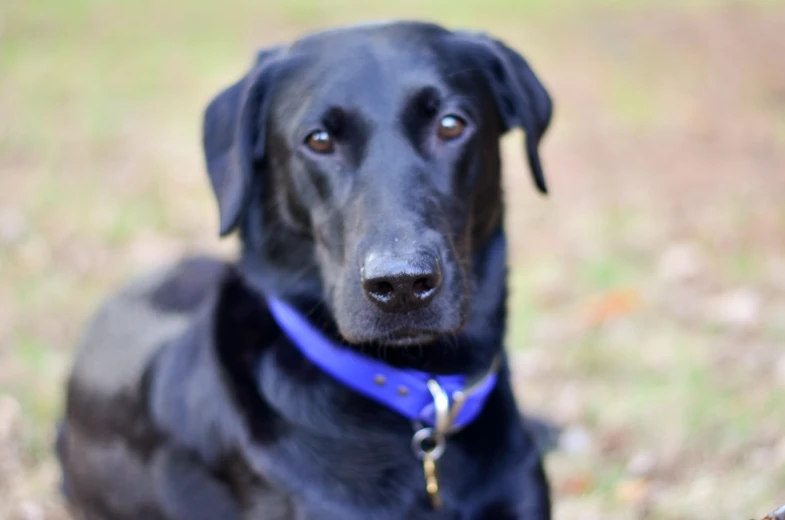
[265,298,500,431]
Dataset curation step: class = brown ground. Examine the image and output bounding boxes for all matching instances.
[2,1,785,518]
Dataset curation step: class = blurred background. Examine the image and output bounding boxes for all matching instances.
[1,0,784,518]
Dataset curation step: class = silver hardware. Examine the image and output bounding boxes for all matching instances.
[409,354,503,510]
[426,379,451,438]
[411,426,446,461]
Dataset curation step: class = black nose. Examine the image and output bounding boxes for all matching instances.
[361,252,442,313]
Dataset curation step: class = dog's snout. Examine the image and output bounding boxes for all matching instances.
[361,252,442,313]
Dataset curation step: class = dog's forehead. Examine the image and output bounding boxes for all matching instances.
[272,23,473,122]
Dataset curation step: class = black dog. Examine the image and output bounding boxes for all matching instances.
[58,21,554,519]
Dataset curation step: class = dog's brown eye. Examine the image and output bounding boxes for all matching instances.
[305,130,334,153]
[437,115,467,140]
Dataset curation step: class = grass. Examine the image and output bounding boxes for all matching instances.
[2,0,785,518]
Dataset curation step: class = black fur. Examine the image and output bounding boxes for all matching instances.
[59,21,554,519]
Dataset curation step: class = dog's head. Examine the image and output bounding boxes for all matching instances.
[203,22,552,346]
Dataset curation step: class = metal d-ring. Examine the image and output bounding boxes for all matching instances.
[410,359,504,511]
[411,426,446,461]
[410,379,451,461]
[410,380,448,464]
[426,379,451,437]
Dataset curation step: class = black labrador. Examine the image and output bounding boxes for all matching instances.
[57,21,554,520]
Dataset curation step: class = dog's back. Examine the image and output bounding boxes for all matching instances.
[58,257,229,519]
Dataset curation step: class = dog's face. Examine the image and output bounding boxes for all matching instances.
[203,22,551,346]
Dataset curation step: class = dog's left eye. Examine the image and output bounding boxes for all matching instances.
[305,130,334,154]
[437,115,467,140]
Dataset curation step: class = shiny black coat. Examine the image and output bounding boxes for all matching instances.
[58,21,553,520]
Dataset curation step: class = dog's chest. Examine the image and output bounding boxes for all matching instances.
[222,428,510,520]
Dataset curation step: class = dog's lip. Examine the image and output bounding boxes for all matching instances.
[373,327,445,347]
[340,328,442,347]
[381,332,440,347]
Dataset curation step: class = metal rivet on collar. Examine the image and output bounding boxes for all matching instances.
[374,374,386,386]
[397,385,409,396]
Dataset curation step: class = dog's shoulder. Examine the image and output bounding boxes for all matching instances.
[148,256,230,314]
[68,256,230,400]
[59,256,242,518]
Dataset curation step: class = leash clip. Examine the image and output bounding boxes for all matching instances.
[410,378,453,510]
[410,356,502,510]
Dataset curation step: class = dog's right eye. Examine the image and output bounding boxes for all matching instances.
[305,130,334,154]
[437,115,467,141]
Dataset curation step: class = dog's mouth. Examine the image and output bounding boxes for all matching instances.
[339,326,445,347]
[381,330,441,347]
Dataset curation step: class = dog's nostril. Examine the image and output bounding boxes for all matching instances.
[412,277,435,297]
[371,281,395,299]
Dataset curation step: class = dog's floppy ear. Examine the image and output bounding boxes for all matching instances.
[458,33,553,194]
[202,47,284,236]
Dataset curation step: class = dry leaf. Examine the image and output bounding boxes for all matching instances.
[559,473,595,496]
[614,478,650,505]
[582,287,642,326]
